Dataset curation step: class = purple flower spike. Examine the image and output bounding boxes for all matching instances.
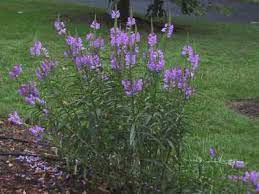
[90,20,100,30]
[127,17,136,27]
[75,55,101,70]
[182,45,200,77]
[18,82,39,98]
[91,37,105,49]
[66,36,76,46]
[209,147,216,158]
[102,74,110,81]
[182,45,194,56]
[228,160,245,168]
[229,170,259,192]
[161,23,174,38]
[9,64,22,79]
[122,79,143,97]
[18,82,45,106]
[110,27,122,46]
[228,175,241,181]
[86,33,94,41]
[66,36,83,56]
[111,10,120,19]
[28,125,45,136]
[189,53,200,73]
[25,95,45,106]
[42,109,49,115]
[36,60,57,80]
[147,49,165,72]
[125,51,137,67]
[54,19,66,35]
[163,66,193,97]
[110,55,120,70]
[148,33,157,47]
[30,41,42,56]
[185,87,193,98]
[129,32,140,46]
[8,111,23,125]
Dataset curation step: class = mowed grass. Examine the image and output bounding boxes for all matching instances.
[0,0,259,169]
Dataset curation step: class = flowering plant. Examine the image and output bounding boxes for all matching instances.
[9,11,201,192]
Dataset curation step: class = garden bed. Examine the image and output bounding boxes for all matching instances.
[0,125,106,194]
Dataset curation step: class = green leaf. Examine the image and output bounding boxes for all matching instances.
[130,124,135,147]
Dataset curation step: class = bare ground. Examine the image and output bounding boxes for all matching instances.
[0,124,105,194]
[228,99,259,118]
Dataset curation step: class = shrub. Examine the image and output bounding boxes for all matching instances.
[10,11,202,192]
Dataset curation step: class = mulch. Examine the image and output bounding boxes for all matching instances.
[0,122,107,194]
[228,99,259,119]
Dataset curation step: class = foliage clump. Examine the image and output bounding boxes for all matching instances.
[9,10,202,192]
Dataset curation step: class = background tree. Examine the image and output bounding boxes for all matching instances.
[180,0,211,15]
[146,0,166,18]
[146,0,211,18]
[117,0,130,21]
[109,0,214,20]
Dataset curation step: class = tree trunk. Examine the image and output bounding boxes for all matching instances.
[117,0,130,21]
[146,0,165,18]
[181,0,188,14]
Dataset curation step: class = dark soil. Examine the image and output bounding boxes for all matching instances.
[0,122,152,194]
[228,99,259,119]
[0,123,107,194]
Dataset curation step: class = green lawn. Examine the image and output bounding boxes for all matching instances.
[0,0,259,169]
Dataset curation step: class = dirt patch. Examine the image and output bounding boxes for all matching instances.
[0,125,107,193]
[0,122,155,193]
[228,99,259,119]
